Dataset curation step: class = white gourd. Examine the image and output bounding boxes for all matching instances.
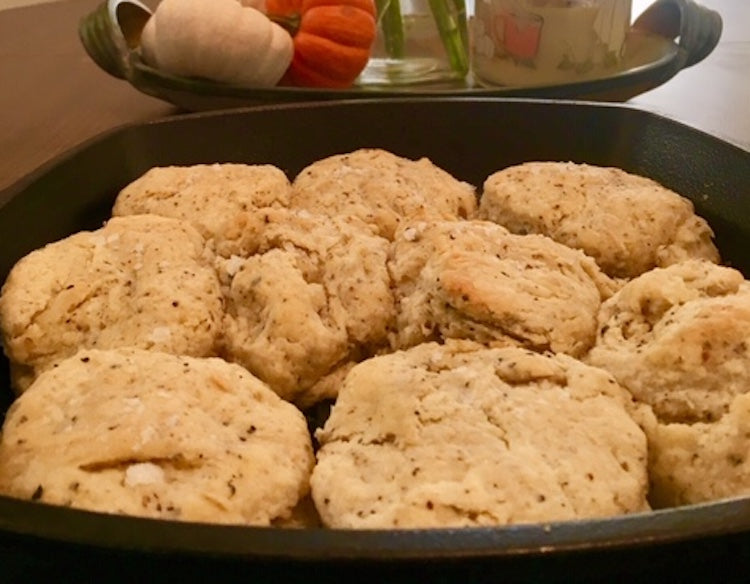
[139,0,293,88]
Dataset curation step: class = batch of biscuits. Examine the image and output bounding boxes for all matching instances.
[0,148,747,529]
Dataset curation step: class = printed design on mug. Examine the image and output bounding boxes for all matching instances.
[473,0,631,79]
[493,9,544,64]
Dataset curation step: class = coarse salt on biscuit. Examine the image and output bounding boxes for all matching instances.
[290,148,477,240]
[311,341,649,528]
[0,215,223,393]
[0,348,314,525]
[389,220,617,358]
[113,163,292,257]
[479,162,719,278]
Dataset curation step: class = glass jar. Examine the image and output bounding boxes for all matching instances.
[358,0,471,86]
[472,0,632,87]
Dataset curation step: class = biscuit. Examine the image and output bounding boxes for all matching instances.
[311,341,649,528]
[113,164,292,257]
[289,149,477,240]
[478,162,719,278]
[389,220,617,358]
[643,393,750,507]
[0,348,315,525]
[0,215,223,392]
[585,260,750,424]
[218,208,394,405]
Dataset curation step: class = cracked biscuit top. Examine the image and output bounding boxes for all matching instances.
[586,259,750,425]
[311,341,649,529]
[0,348,315,525]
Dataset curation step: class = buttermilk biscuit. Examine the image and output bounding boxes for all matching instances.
[585,260,750,424]
[478,162,719,278]
[112,164,292,257]
[0,215,223,393]
[0,348,315,525]
[643,393,750,508]
[289,148,477,240]
[218,208,394,405]
[311,341,649,529]
[389,220,617,358]
[585,260,750,507]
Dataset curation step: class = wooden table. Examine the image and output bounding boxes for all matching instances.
[0,0,748,192]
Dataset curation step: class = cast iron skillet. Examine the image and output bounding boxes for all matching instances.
[1,98,750,583]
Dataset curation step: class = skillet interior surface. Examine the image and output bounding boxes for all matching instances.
[1,98,749,582]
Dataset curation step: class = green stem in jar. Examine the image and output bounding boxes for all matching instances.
[375,0,405,59]
[428,0,469,75]
[451,0,469,58]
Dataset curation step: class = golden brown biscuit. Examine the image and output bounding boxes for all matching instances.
[113,163,292,257]
[0,348,315,525]
[479,162,719,278]
[289,148,477,240]
[0,215,223,393]
[311,341,649,528]
[389,220,617,358]
[585,260,750,507]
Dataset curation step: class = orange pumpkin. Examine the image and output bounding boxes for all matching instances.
[266,0,377,88]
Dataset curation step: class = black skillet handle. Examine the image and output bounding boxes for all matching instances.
[632,0,723,68]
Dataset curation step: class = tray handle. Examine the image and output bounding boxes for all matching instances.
[78,0,153,80]
[632,0,723,68]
